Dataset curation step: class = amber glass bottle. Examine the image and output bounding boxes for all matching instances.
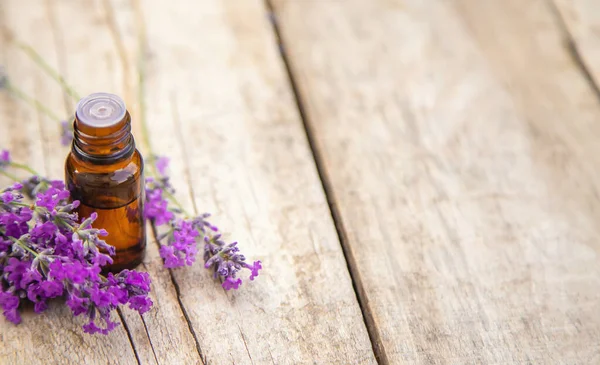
[65,93,146,272]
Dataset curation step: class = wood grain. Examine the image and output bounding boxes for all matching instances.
[271,0,600,363]
[551,0,600,88]
[0,0,376,364]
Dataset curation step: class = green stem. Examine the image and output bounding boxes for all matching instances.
[20,243,39,257]
[14,40,81,101]
[53,215,74,230]
[9,162,40,176]
[0,169,20,182]
[12,202,32,207]
[10,237,40,258]
[5,82,64,122]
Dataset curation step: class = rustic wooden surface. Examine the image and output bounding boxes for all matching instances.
[2,0,600,364]
[270,0,600,363]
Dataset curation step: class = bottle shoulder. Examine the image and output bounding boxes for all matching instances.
[66,149,144,187]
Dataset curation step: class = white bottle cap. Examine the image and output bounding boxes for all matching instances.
[76,92,126,128]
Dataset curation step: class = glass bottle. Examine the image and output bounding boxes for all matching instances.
[65,92,146,272]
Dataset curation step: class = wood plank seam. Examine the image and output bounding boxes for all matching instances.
[117,308,143,365]
[164,93,209,364]
[547,0,600,99]
[135,302,160,365]
[149,224,207,365]
[270,0,600,362]
[263,1,386,363]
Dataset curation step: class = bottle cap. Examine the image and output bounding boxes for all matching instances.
[76,93,126,128]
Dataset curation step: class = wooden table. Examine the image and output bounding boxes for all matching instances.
[2,0,600,364]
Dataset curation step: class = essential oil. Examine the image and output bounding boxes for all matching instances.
[65,93,146,272]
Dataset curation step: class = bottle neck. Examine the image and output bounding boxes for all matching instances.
[71,111,135,164]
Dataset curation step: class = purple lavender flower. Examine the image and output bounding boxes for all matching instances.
[128,295,153,313]
[246,261,262,281]
[222,277,242,290]
[158,219,199,268]
[47,259,152,334]
[158,245,180,268]
[5,257,29,290]
[145,177,174,225]
[155,156,169,176]
[60,120,73,147]
[0,150,10,169]
[203,239,262,290]
[0,291,21,324]
[146,154,263,290]
[1,171,153,334]
[192,213,219,234]
[36,186,70,211]
[0,185,20,204]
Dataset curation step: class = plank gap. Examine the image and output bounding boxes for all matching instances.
[149,224,207,365]
[137,305,160,365]
[136,5,205,362]
[547,0,600,99]
[263,1,387,363]
[117,308,143,365]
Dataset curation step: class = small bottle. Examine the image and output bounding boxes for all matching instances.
[65,92,146,272]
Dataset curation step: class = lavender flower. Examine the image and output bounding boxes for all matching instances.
[60,120,74,147]
[204,239,262,291]
[0,170,153,334]
[155,157,169,176]
[20,176,48,199]
[145,177,174,225]
[147,155,262,289]
[158,218,199,268]
[0,150,10,169]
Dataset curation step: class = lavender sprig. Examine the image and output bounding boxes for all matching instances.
[0,161,153,334]
[145,156,262,290]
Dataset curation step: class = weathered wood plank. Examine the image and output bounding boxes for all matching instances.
[138,0,376,363]
[551,0,600,87]
[1,0,376,364]
[272,0,600,363]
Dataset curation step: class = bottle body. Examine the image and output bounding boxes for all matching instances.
[65,150,145,271]
[65,93,146,272]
